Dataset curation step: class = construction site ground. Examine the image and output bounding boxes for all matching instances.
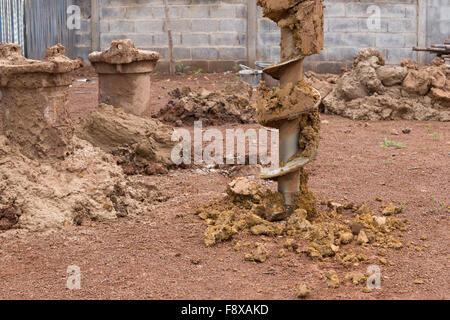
[0,70,448,300]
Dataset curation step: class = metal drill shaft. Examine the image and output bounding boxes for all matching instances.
[257,0,324,215]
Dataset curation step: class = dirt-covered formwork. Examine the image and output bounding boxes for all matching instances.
[0,43,170,232]
[323,49,450,121]
[89,39,160,116]
[0,44,82,160]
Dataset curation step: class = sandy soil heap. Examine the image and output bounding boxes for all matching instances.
[0,135,149,231]
[323,49,449,121]
[156,82,256,126]
[76,104,176,175]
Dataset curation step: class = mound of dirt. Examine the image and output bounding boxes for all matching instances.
[196,177,408,267]
[323,50,449,121]
[76,104,176,175]
[304,71,338,103]
[0,135,149,232]
[156,83,256,126]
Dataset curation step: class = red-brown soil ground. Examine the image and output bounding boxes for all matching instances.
[0,70,448,299]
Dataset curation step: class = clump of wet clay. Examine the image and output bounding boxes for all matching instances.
[257,0,324,59]
[296,282,312,299]
[75,104,175,175]
[244,242,270,263]
[325,270,340,288]
[0,135,149,231]
[257,79,320,126]
[196,178,408,269]
[323,50,449,121]
[156,83,256,126]
[0,44,82,159]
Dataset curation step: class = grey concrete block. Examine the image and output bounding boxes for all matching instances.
[153,33,181,46]
[182,33,210,46]
[173,47,192,60]
[101,7,124,20]
[209,4,236,18]
[358,17,388,32]
[376,33,405,48]
[125,7,153,20]
[192,47,219,60]
[109,20,135,33]
[211,33,240,46]
[324,3,346,17]
[135,20,164,33]
[219,47,246,60]
[169,20,192,33]
[191,19,219,32]
[179,5,209,19]
[386,47,417,64]
[219,19,247,32]
[327,18,359,32]
[258,18,279,33]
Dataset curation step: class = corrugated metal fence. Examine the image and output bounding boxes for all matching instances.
[24,0,74,59]
[0,0,25,52]
[0,0,74,59]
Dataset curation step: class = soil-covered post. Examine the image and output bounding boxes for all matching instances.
[0,43,81,160]
[257,0,324,219]
[163,0,175,75]
[88,39,160,116]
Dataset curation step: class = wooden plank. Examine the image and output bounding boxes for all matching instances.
[247,0,257,67]
[91,0,100,51]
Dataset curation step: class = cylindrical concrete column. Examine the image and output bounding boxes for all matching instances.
[88,39,160,116]
[0,43,81,159]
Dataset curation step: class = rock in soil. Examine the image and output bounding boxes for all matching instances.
[325,270,340,288]
[244,242,269,263]
[296,282,312,299]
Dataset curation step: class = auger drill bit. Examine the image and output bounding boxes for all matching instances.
[257,0,324,220]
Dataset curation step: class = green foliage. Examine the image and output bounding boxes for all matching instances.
[176,64,190,74]
[193,68,204,74]
[380,138,406,149]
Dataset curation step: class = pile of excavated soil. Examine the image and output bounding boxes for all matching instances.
[156,82,256,126]
[195,177,408,273]
[0,135,149,232]
[304,71,338,111]
[76,104,176,175]
[322,49,449,121]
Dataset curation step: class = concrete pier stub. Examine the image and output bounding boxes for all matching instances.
[88,39,160,116]
[0,43,82,160]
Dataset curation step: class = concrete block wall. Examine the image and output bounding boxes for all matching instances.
[306,0,419,73]
[98,0,248,72]
[70,0,444,73]
[426,0,450,62]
